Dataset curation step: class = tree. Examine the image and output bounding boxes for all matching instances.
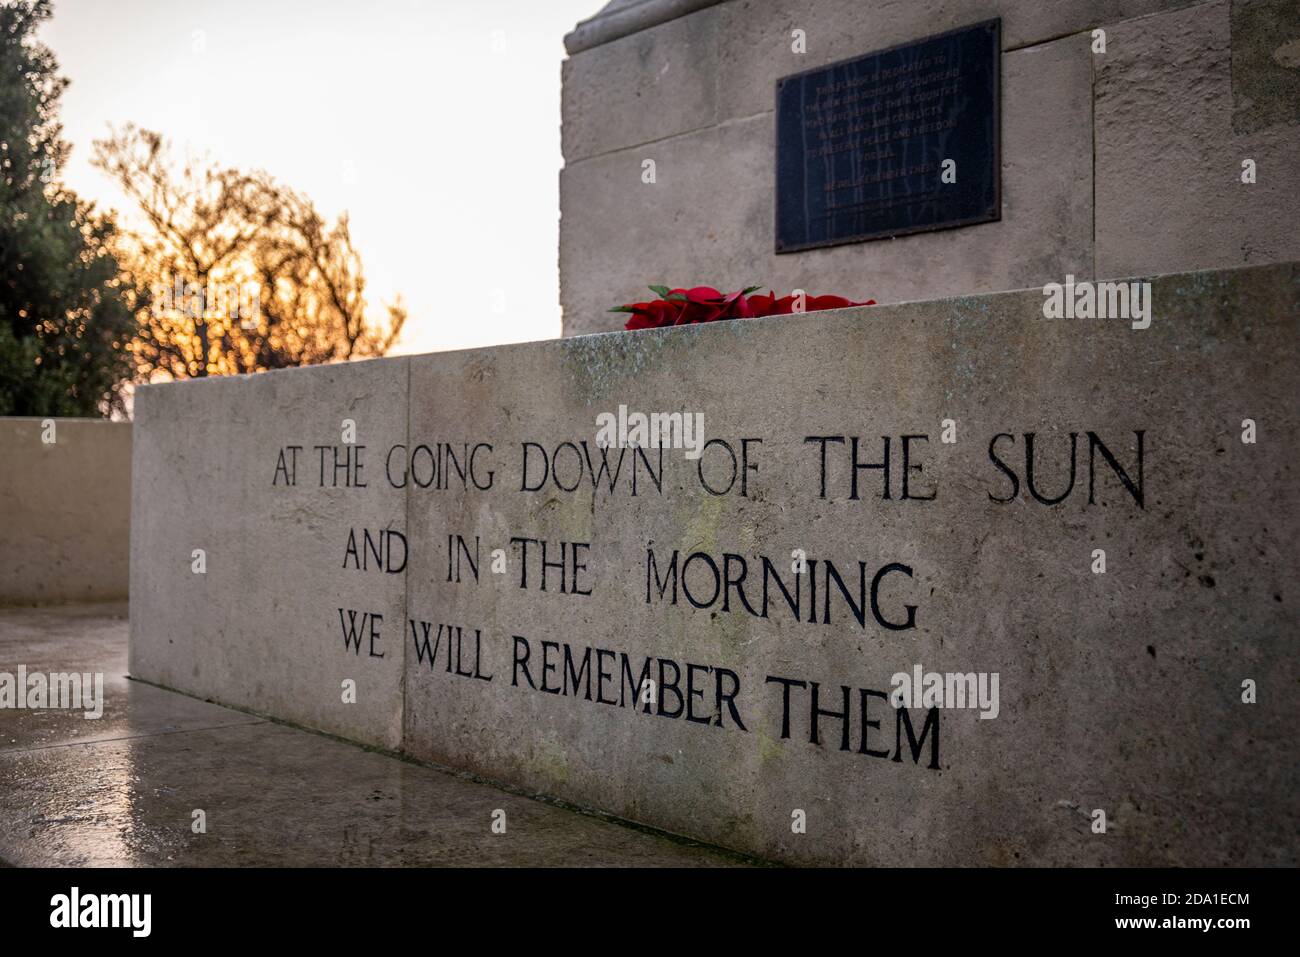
[92,125,405,380]
[0,0,141,416]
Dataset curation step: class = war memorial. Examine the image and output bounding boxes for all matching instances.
[2,0,1296,894]
[125,0,1298,867]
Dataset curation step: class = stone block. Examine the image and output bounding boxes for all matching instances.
[129,359,409,749]
[402,261,1299,865]
[0,418,132,605]
[1095,0,1300,278]
[562,5,722,164]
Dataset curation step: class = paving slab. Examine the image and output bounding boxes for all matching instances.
[0,605,748,867]
[0,603,260,752]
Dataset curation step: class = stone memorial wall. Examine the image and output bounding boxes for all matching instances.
[131,262,1299,865]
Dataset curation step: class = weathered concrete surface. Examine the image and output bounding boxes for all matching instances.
[0,418,132,605]
[129,359,410,749]
[0,604,748,867]
[562,4,722,165]
[560,0,1300,336]
[1095,0,1300,278]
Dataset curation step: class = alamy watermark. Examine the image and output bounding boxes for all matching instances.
[152,276,261,328]
[50,887,150,937]
[890,664,1000,719]
[595,404,705,459]
[1042,275,1152,330]
[0,667,103,719]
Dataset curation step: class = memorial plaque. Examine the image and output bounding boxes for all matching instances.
[775,20,1001,252]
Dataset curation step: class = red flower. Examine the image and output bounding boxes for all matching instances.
[615,286,873,330]
[623,300,679,330]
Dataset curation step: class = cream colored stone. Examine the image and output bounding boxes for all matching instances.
[1094,0,1300,278]
[399,262,1295,865]
[129,359,409,749]
[0,418,132,605]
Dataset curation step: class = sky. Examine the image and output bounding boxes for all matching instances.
[40,0,603,356]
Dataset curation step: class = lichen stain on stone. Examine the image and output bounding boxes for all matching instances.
[528,494,591,547]
[737,517,758,554]
[757,730,784,765]
[944,296,994,320]
[939,299,995,359]
[676,491,723,558]
[559,319,771,404]
[529,732,571,785]
[1273,37,1300,68]
[559,328,684,404]
[666,493,755,657]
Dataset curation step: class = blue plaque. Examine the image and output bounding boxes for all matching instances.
[775,20,1001,252]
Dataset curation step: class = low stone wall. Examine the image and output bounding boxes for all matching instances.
[129,262,1299,865]
[0,418,132,606]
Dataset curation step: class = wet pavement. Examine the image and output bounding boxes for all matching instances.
[0,603,747,867]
